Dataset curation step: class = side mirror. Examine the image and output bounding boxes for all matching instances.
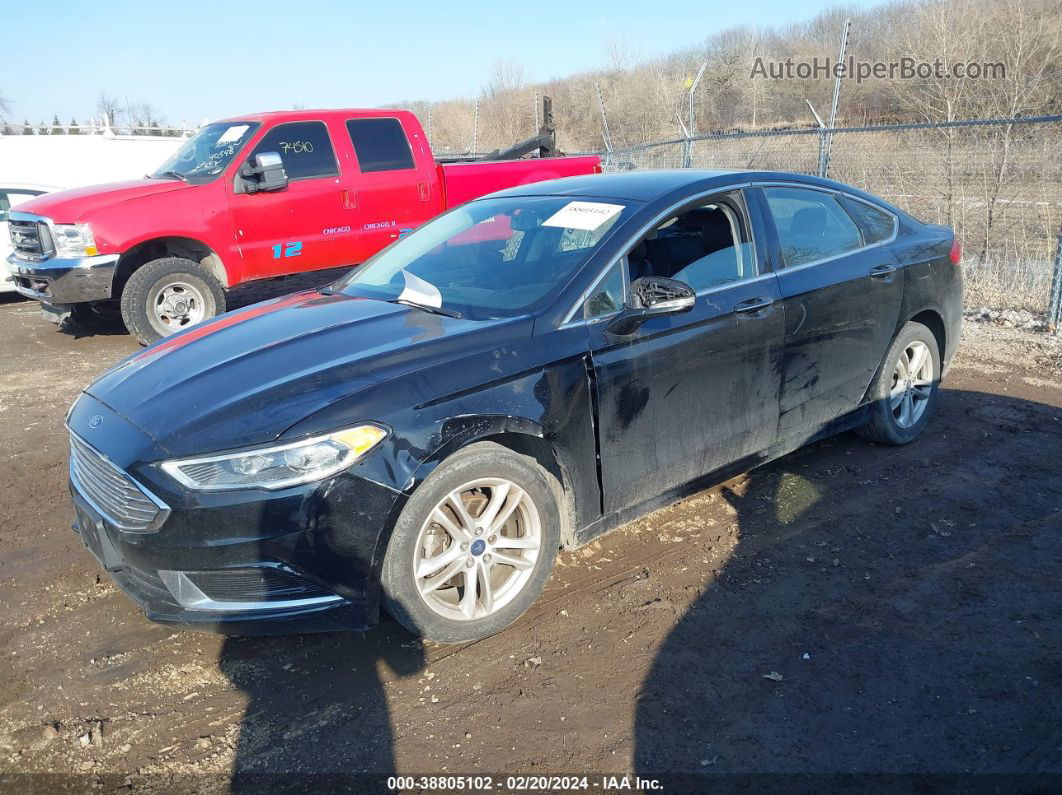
[605,276,696,335]
[236,152,288,194]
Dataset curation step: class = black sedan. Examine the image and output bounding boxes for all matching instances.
[67,170,963,642]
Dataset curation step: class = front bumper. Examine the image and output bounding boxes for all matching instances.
[67,394,405,634]
[6,252,119,304]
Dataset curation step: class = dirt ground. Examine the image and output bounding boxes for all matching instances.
[0,276,1060,792]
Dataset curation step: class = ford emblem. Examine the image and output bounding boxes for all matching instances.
[88,415,103,429]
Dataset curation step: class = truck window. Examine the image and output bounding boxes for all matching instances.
[345,118,416,172]
[249,121,338,180]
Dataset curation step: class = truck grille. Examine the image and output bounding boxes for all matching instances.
[9,219,54,261]
[69,433,167,532]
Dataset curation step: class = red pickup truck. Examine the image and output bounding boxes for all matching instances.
[6,108,600,343]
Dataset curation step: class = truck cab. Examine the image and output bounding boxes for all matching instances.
[6,108,600,344]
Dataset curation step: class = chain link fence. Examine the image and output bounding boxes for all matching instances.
[597,116,1062,328]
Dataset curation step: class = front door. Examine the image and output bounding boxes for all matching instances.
[756,185,904,441]
[585,189,785,514]
[228,120,357,280]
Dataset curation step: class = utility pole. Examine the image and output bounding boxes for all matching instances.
[595,83,613,155]
[822,18,851,178]
[687,61,707,138]
[472,100,479,155]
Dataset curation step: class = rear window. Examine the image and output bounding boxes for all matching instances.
[249,121,338,180]
[838,195,897,244]
[346,118,416,172]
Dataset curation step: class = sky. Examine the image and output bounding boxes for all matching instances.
[7,0,891,126]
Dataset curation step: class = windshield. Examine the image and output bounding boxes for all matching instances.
[151,121,261,183]
[333,196,635,319]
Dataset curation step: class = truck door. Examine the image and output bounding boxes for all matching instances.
[343,117,437,258]
[228,120,358,279]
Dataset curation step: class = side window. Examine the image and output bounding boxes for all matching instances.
[248,121,338,180]
[838,195,896,244]
[764,187,863,268]
[346,118,416,172]
[584,261,625,320]
[627,190,756,292]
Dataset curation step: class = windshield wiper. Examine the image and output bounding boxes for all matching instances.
[153,169,189,183]
[389,298,462,319]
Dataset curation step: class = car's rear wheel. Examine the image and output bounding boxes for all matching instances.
[856,321,941,445]
[120,257,226,346]
[381,442,561,643]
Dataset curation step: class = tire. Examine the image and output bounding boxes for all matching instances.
[856,321,941,445]
[120,257,226,346]
[381,442,561,643]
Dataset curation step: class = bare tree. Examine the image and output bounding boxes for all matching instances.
[96,92,123,128]
[0,90,10,120]
[128,101,162,135]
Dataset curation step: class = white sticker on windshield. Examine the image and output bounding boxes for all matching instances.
[397,270,442,308]
[216,124,250,145]
[542,201,624,231]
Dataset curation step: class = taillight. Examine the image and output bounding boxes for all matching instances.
[949,237,962,265]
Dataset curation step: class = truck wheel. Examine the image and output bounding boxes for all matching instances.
[120,257,225,345]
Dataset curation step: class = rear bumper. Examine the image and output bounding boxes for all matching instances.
[6,252,119,304]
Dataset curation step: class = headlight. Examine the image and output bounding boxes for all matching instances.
[52,223,98,257]
[160,425,388,491]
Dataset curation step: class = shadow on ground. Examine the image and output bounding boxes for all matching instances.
[219,622,423,791]
[634,388,1062,781]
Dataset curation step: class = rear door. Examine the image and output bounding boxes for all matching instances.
[755,184,903,441]
[583,188,785,513]
[228,120,355,279]
[344,117,438,259]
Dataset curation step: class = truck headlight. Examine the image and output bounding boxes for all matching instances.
[53,224,99,257]
[160,425,388,491]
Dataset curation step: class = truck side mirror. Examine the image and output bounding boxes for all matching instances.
[236,152,288,194]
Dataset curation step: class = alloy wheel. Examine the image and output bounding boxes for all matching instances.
[890,340,934,428]
[413,477,542,622]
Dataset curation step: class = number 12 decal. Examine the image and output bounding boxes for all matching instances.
[271,242,303,258]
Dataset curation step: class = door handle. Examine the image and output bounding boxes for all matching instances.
[869,264,896,279]
[417,182,429,201]
[733,296,774,315]
[341,189,356,209]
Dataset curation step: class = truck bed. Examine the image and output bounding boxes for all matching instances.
[438,156,601,207]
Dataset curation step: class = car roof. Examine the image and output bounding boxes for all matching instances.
[487,169,893,208]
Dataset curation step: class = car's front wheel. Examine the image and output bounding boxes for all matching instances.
[857,320,941,445]
[381,442,561,643]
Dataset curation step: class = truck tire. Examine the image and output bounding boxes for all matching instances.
[120,257,226,345]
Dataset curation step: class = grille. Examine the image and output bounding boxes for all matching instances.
[9,219,53,261]
[185,568,334,602]
[69,433,166,532]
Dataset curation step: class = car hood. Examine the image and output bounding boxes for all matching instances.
[16,179,193,223]
[86,291,525,457]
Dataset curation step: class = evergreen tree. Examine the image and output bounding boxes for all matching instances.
[51,114,64,135]
[68,117,81,135]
